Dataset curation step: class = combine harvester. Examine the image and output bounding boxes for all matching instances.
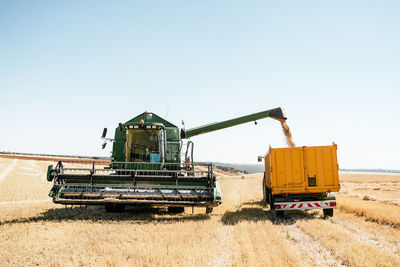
[260,144,340,217]
[47,108,286,213]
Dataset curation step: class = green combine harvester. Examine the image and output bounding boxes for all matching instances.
[47,107,285,213]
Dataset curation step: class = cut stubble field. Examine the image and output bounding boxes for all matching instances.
[0,158,399,266]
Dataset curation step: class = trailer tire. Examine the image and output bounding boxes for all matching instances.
[168,207,185,213]
[323,208,334,217]
[276,210,284,218]
[262,174,267,207]
[268,192,274,210]
[266,187,271,205]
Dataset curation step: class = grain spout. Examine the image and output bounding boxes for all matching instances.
[277,118,295,147]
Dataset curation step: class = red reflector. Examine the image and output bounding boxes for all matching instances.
[275,205,280,210]
[330,202,336,207]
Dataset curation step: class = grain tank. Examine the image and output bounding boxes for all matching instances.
[261,144,340,217]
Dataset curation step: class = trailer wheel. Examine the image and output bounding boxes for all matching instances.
[276,210,284,218]
[168,207,185,213]
[323,208,334,217]
[206,207,213,214]
[262,174,267,207]
[265,187,271,205]
[268,192,274,210]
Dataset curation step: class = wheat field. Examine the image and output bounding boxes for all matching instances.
[0,157,399,266]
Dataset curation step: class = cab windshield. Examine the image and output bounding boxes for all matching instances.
[125,129,163,162]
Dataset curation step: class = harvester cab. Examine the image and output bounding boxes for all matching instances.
[47,107,286,214]
[110,112,182,165]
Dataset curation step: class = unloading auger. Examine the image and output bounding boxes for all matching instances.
[47,107,285,213]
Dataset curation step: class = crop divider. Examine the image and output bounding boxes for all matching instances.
[89,162,95,191]
[131,170,137,191]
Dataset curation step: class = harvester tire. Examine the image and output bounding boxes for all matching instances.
[323,208,334,217]
[168,207,185,213]
[105,204,113,213]
[105,204,125,213]
[206,207,213,214]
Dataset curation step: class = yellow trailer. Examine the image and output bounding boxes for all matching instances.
[261,144,340,217]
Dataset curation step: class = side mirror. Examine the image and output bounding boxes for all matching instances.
[118,123,124,132]
[102,142,107,149]
[257,156,263,162]
[102,128,107,138]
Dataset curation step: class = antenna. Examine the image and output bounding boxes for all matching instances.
[166,106,169,119]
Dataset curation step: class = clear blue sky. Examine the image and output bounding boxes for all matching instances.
[0,1,399,169]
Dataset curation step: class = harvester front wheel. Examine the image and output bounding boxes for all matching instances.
[168,207,185,213]
[206,207,213,214]
[323,208,334,217]
[105,204,125,213]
